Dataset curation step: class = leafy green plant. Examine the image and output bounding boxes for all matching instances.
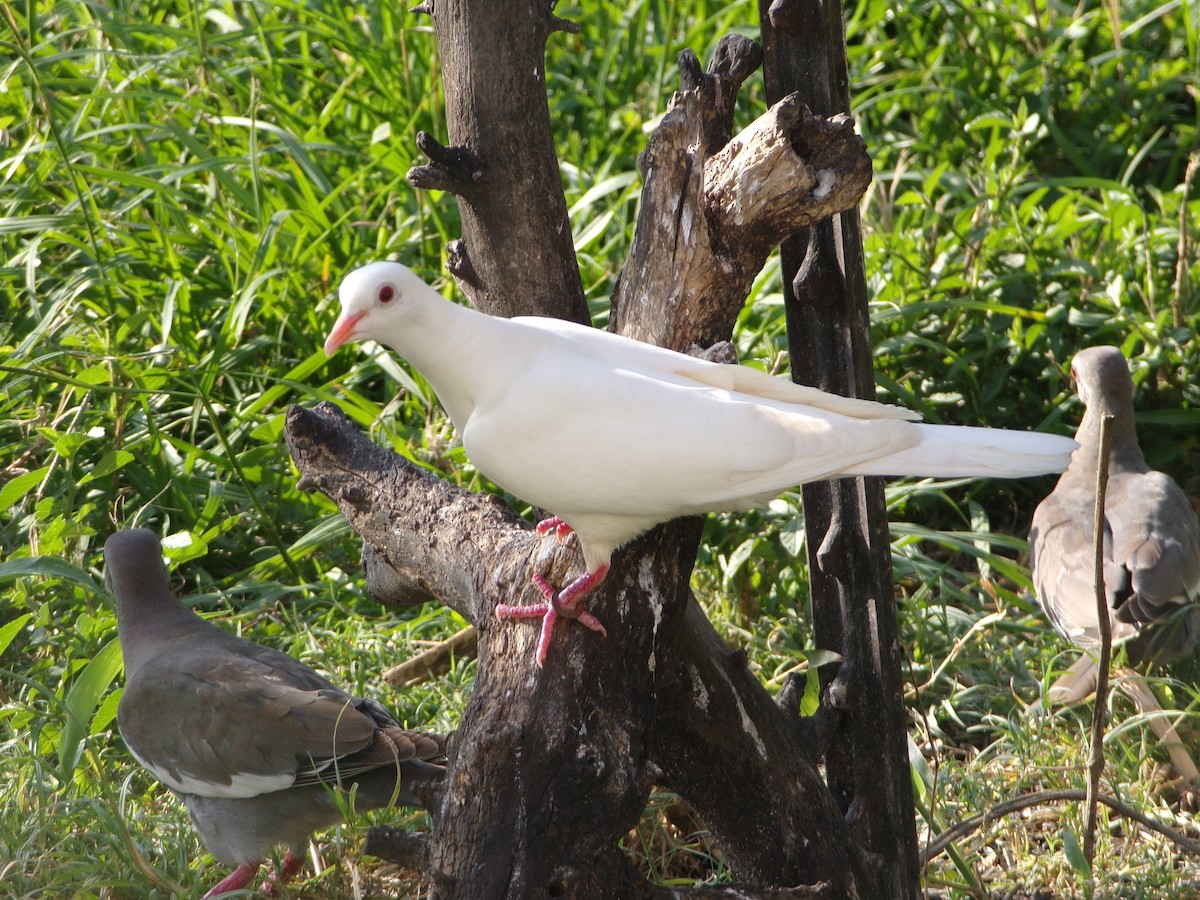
[2,0,1198,895]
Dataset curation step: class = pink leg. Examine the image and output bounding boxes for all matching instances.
[261,849,305,896]
[531,575,607,632]
[203,861,261,899]
[534,604,560,667]
[495,565,610,666]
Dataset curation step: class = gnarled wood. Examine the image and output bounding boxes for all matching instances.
[294,2,885,895]
[760,0,920,896]
[611,68,871,352]
[413,0,588,322]
[286,400,861,895]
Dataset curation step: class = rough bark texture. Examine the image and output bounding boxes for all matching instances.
[287,398,862,896]
[408,0,588,322]
[760,1,921,897]
[610,40,871,351]
[286,1,897,896]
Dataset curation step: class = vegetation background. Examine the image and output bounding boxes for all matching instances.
[1,0,1198,895]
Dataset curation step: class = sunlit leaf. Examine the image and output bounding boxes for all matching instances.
[57,638,125,778]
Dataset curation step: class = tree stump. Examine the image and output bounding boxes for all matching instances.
[286,3,903,896]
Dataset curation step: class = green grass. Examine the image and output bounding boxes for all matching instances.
[2,0,1199,896]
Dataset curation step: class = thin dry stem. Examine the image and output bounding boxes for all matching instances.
[920,788,1200,866]
[1174,152,1199,329]
[1084,413,1115,868]
[382,626,478,688]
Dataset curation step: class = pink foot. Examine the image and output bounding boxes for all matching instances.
[535,516,575,543]
[261,849,305,896]
[204,861,261,899]
[495,565,610,666]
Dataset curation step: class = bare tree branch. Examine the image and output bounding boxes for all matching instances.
[920,788,1200,866]
[307,3,880,894]
[1084,413,1115,866]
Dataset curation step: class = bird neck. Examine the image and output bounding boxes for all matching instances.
[116,589,218,677]
[1075,399,1147,473]
[396,292,512,430]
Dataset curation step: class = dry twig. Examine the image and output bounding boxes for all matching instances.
[382,626,478,688]
[1084,413,1115,866]
[920,787,1200,865]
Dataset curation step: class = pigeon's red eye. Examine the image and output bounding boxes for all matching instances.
[377,284,397,305]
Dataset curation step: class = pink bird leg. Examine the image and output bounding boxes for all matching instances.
[261,849,305,896]
[203,861,260,899]
[496,517,609,665]
[203,849,304,898]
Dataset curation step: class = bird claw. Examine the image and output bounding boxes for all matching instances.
[534,516,562,536]
[532,572,557,601]
[495,601,551,620]
[260,850,305,897]
[573,609,608,636]
[202,861,261,899]
[534,573,606,630]
[496,566,610,666]
[535,516,575,543]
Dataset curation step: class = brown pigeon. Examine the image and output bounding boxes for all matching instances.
[105,528,445,897]
[1030,346,1200,776]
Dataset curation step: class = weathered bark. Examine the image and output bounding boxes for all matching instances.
[408,0,587,321]
[652,600,864,886]
[286,400,861,895]
[289,2,890,896]
[289,401,694,895]
[611,41,871,351]
[760,1,921,897]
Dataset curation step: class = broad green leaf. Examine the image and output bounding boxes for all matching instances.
[0,614,33,657]
[91,687,123,736]
[1062,825,1092,886]
[722,537,759,586]
[800,666,821,718]
[0,557,104,594]
[161,531,209,564]
[78,450,135,486]
[35,428,92,458]
[780,518,805,557]
[0,467,49,509]
[58,638,125,778]
[76,364,111,386]
[968,500,992,581]
[907,733,934,802]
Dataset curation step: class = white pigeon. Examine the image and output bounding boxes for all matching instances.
[325,261,1077,666]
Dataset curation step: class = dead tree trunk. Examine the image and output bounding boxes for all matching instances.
[286,1,909,896]
[760,2,921,897]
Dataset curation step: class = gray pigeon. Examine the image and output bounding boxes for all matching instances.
[1029,346,1200,775]
[104,528,445,898]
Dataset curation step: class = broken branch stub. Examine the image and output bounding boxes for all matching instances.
[705,96,871,260]
[612,84,871,351]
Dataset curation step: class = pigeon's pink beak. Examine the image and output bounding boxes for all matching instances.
[324,311,367,356]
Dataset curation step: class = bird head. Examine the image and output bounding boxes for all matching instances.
[324,261,429,356]
[1069,345,1130,409]
[104,529,170,603]
[103,528,197,673]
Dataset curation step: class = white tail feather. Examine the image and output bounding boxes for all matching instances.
[843,425,1077,479]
